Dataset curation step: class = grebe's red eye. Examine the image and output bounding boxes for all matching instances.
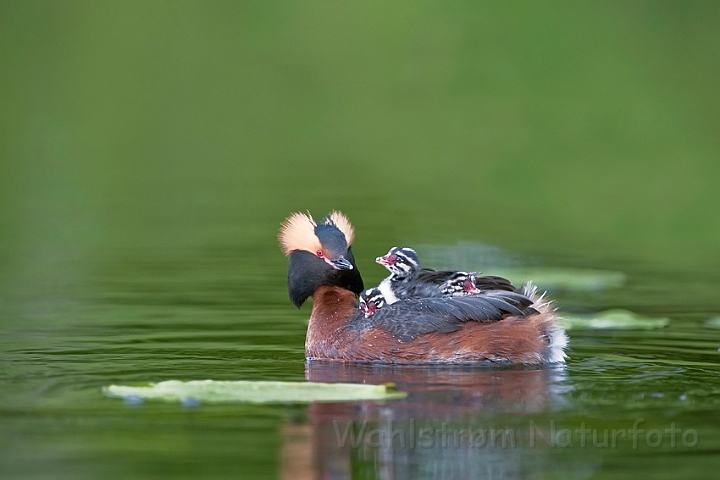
[316,250,324,257]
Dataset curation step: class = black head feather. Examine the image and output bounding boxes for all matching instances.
[314,223,348,260]
[288,247,364,307]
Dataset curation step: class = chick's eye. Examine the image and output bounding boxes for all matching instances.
[316,250,324,257]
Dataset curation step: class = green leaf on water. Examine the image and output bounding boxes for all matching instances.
[486,267,626,292]
[703,317,720,329]
[559,309,670,330]
[103,380,406,404]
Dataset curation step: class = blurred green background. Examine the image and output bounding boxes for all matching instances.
[2,0,719,279]
[2,2,720,479]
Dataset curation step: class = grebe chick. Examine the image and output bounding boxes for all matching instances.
[440,272,482,296]
[375,247,443,304]
[359,288,386,318]
[420,269,518,294]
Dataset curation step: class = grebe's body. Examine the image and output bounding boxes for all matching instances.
[279,211,567,364]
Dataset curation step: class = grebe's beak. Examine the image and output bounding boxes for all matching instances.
[330,256,353,270]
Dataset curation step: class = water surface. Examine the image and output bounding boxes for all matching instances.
[2,235,720,479]
[2,2,720,479]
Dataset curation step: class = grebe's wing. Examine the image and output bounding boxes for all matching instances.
[368,291,535,342]
[416,269,456,283]
[473,275,516,292]
[418,270,517,292]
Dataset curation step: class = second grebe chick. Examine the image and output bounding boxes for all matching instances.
[440,272,482,296]
[359,288,386,318]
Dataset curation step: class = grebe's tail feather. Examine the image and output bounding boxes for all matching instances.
[522,281,568,363]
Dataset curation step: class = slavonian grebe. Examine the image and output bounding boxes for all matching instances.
[279,211,567,364]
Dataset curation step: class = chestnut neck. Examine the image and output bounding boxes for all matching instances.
[306,286,358,345]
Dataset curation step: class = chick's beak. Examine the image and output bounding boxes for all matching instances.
[375,254,395,266]
[464,275,481,294]
[361,302,376,318]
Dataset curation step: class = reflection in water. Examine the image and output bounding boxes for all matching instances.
[305,362,570,417]
[281,362,597,480]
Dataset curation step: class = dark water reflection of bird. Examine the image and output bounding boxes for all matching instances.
[281,362,598,480]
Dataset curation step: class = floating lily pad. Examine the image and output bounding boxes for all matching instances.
[103,380,406,404]
[487,268,626,292]
[703,317,720,329]
[559,309,670,330]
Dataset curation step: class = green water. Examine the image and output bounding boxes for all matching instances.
[2,1,720,478]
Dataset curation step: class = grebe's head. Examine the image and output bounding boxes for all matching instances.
[375,246,420,279]
[359,288,386,318]
[279,210,364,307]
[279,210,356,270]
